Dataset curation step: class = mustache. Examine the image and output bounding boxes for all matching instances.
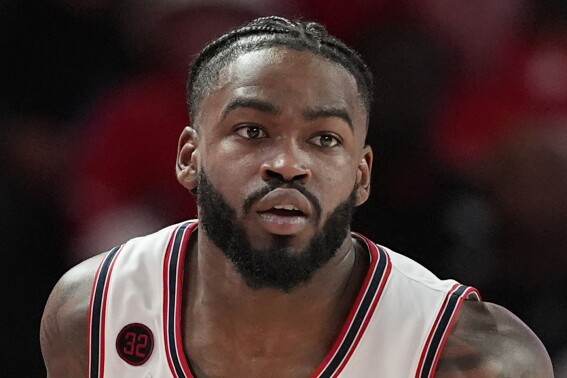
[242,178,322,223]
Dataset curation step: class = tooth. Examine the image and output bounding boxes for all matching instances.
[273,204,299,211]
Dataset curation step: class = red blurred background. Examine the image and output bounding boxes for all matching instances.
[2,0,567,375]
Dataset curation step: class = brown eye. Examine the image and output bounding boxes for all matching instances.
[309,134,341,147]
[235,125,267,139]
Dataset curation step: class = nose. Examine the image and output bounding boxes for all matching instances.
[260,144,311,183]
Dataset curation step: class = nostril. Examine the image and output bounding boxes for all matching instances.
[260,160,310,183]
[263,169,308,183]
[264,169,284,181]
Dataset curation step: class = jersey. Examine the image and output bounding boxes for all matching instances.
[89,220,480,378]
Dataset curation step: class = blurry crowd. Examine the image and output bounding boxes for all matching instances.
[1,0,567,376]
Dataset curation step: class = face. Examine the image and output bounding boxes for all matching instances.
[177,47,372,289]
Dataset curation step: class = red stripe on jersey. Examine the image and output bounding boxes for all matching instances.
[311,235,392,377]
[331,243,392,378]
[415,283,461,378]
[173,224,194,375]
[88,245,123,378]
[428,286,481,377]
[163,225,178,377]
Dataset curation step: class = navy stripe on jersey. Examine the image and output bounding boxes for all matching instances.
[418,284,477,378]
[89,246,122,378]
[316,244,391,378]
[164,221,194,378]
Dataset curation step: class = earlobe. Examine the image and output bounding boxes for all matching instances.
[176,127,200,191]
[355,145,373,206]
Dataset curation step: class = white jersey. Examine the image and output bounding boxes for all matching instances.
[89,220,479,378]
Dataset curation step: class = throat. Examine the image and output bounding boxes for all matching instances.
[181,236,370,377]
[183,310,346,378]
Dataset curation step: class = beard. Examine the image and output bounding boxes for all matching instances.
[196,170,357,292]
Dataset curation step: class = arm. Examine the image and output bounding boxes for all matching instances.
[40,253,107,378]
[435,301,554,377]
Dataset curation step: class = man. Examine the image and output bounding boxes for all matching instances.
[41,16,553,377]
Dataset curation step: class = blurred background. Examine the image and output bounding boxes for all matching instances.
[1,0,567,376]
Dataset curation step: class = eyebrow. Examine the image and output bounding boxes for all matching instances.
[221,97,354,131]
[221,98,280,120]
[302,107,353,131]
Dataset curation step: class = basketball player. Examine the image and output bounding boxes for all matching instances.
[40,17,553,377]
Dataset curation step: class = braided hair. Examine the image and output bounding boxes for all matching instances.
[187,16,373,122]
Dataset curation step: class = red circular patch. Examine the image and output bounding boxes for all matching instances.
[116,323,154,366]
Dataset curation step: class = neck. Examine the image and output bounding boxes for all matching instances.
[182,228,368,375]
[188,228,363,320]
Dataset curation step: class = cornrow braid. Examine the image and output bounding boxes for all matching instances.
[187,16,373,123]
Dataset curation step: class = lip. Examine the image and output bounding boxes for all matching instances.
[254,188,313,216]
[253,188,314,235]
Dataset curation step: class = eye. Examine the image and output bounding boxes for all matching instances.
[235,125,268,139]
[308,133,342,148]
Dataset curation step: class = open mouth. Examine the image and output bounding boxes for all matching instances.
[253,188,314,234]
[256,204,309,234]
[267,205,306,217]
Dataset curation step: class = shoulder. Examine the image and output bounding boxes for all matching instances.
[436,300,553,377]
[40,252,108,377]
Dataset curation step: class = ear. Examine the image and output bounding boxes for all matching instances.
[176,126,200,191]
[355,145,373,206]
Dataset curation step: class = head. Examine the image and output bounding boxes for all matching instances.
[188,16,373,121]
[177,16,374,291]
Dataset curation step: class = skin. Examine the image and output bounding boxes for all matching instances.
[41,47,554,377]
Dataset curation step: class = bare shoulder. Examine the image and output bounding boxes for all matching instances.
[40,252,108,378]
[436,300,554,377]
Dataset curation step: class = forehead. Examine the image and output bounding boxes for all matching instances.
[200,47,366,127]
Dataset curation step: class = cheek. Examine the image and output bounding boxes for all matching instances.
[315,156,358,204]
[201,143,260,201]
[322,150,357,180]
[215,142,260,176]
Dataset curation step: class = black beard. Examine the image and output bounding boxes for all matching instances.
[196,171,357,292]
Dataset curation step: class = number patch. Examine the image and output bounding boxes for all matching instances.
[116,323,154,366]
